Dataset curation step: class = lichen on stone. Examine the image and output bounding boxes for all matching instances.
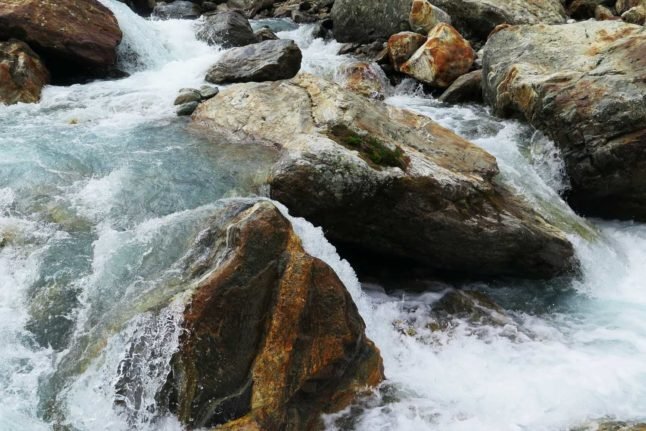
[327,124,409,170]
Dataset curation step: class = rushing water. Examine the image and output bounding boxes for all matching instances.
[0,2,645,430]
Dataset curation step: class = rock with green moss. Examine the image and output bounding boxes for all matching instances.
[190,73,577,279]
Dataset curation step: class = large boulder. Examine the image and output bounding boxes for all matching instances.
[0,40,49,105]
[191,74,577,279]
[331,0,449,44]
[0,0,122,81]
[205,39,302,84]
[196,11,258,47]
[162,200,383,430]
[400,23,475,88]
[429,0,567,39]
[482,21,646,220]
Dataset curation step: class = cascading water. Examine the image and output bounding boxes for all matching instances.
[1,2,645,430]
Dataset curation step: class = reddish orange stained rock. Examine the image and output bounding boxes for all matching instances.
[339,61,388,99]
[387,31,427,71]
[400,23,475,88]
[0,40,49,105]
[164,201,384,430]
[0,0,122,73]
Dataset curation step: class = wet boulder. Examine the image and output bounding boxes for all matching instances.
[152,1,201,19]
[0,40,50,105]
[163,200,383,430]
[337,62,389,99]
[191,73,577,279]
[205,39,302,84]
[439,69,483,104]
[387,31,428,71]
[331,0,450,44]
[429,0,567,39]
[0,0,122,81]
[196,11,258,47]
[400,23,475,88]
[482,21,646,220]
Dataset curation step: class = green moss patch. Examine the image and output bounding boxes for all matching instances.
[327,124,409,170]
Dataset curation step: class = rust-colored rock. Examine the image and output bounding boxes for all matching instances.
[400,23,475,88]
[0,0,122,80]
[163,200,383,430]
[483,21,646,220]
[338,61,389,99]
[0,40,49,105]
[387,31,427,71]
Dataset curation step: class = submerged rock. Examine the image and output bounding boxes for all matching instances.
[439,69,482,104]
[152,1,201,19]
[196,11,258,47]
[0,0,122,81]
[400,23,475,88]
[0,40,50,105]
[429,0,567,39]
[191,74,577,279]
[482,21,646,220]
[205,39,302,84]
[162,200,383,429]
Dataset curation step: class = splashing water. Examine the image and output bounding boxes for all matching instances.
[0,4,645,431]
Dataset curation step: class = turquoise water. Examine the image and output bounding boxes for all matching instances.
[1,2,645,430]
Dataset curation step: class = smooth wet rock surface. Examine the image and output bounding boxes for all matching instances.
[400,23,475,88]
[483,21,646,220]
[205,39,302,84]
[191,73,577,279]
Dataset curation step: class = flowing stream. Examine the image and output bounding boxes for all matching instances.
[1,2,645,430]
